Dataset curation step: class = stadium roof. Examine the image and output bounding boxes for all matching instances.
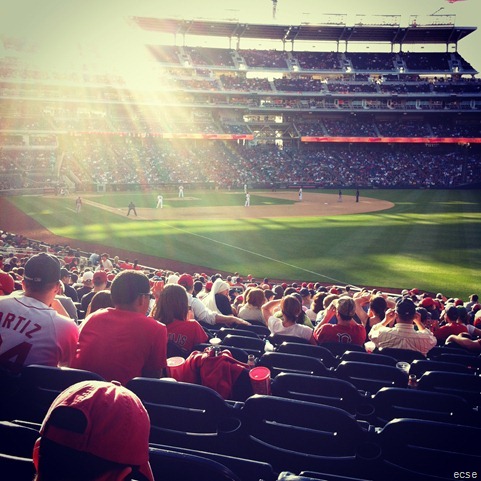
[132,17,476,46]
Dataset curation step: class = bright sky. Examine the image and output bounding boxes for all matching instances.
[1,0,479,74]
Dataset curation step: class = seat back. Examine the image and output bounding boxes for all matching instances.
[340,351,397,367]
[126,377,242,453]
[150,443,277,481]
[437,353,481,372]
[258,352,332,378]
[218,328,261,340]
[0,453,35,481]
[277,342,338,369]
[371,387,471,426]
[149,446,241,481]
[334,361,408,394]
[19,365,105,423]
[267,334,310,349]
[318,342,365,358]
[271,372,373,417]
[377,418,481,479]
[221,335,266,357]
[0,421,39,458]
[235,324,270,338]
[409,359,471,378]
[417,371,481,408]
[375,347,425,363]
[240,395,378,476]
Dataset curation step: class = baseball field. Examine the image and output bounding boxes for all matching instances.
[2,188,480,298]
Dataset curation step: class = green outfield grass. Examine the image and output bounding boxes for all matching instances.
[7,189,481,298]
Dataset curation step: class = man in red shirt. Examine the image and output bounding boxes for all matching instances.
[72,270,167,385]
[314,296,366,346]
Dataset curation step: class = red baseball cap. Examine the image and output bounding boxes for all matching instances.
[178,274,194,289]
[35,380,153,481]
[93,271,108,284]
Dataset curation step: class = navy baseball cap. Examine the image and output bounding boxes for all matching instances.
[24,253,61,284]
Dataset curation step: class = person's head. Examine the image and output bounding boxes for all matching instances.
[336,296,356,321]
[92,271,108,290]
[280,295,302,323]
[444,304,459,323]
[33,380,153,481]
[310,292,326,314]
[60,268,72,284]
[110,271,151,312]
[178,273,194,293]
[82,270,94,286]
[395,298,417,323]
[153,283,189,325]
[245,288,266,309]
[369,295,388,319]
[87,290,113,316]
[23,253,61,301]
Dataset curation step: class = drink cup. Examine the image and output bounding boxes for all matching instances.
[166,356,185,381]
[249,366,271,395]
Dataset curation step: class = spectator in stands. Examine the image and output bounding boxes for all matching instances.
[433,304,468,344]
[305,291,326,322]
[72,270,167,385]
[313,296,366,346]
[60,268,78,303]
[354,293,390,338]
[98,253,114,272]
[262,295,316,344]
[80,270,109,315]
[237,287,267,325]
[55,281,79,323]
[85,290,113,317]
[465,294,479,313]
[0,253,79,374]
[152,283,208,354]
[178,274,250,327]
[75,270,93,299]
[0,269,15,295]
[202,277,237,316]
[33,380,154,481]
[369,298,436,356]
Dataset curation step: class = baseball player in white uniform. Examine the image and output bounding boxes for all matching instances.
[156,194,163,209]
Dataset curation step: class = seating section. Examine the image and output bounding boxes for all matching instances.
[3,349,481,481]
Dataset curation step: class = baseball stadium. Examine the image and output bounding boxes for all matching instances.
[1,1,481,480]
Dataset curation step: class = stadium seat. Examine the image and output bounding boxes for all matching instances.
[334,361,408,394]
[267,334,310,349]
[376,418,481,480]
[408,359,471,378]
[239,395,379,476]
[150,443,277,481]
[339,351,398,367]
[276,342,338,369]
[373,347,425,363]
[370,387,472,427]
[258,352,333,378]
[416,371,481,408]
[435,353,481,372]
[271,372,374,418]
[0,453,35,481]
[318,342,365,358]
[148,446,241,481]
[126,377,243,454]
[0,421,39,458]
[234,324,270,339]
[221,335,266,358]
[18,365,105,423]
[218,328,261,340]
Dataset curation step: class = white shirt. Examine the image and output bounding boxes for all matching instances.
[267,316,313,341]
[0,293,79,374]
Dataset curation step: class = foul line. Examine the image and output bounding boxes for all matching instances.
[162,221,350,286]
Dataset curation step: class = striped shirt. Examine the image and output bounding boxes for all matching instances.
[369,322,436,357]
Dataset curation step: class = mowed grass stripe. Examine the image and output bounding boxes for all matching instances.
[7,190,481,297]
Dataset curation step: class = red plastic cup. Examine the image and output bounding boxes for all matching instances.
[249,366,271,395]
[166,356,185,381]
